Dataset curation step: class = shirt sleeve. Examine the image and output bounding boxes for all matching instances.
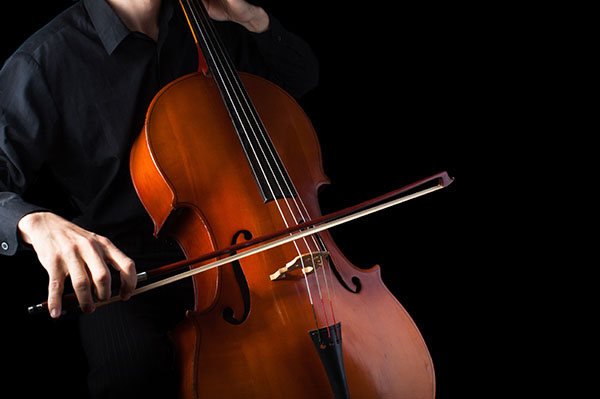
[218,15,320,99]
[0,52,57,255]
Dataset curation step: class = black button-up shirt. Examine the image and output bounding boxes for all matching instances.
[0,0,318,256]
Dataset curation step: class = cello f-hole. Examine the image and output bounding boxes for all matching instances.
[326,255,361,294]
[314,233,361,294]
[222,230,253,325]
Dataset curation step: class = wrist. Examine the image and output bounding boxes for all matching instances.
[241,6,269,33]
[18,211,50,244]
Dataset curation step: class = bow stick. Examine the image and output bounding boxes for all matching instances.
[28,171,453,315]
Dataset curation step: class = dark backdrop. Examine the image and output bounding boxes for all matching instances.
[1,1,482,397]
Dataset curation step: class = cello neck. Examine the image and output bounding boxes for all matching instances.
[178,0,296,202]
[179,0,235,80]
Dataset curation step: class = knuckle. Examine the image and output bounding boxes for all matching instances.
[48,279,64,292]
[57,242,79,259]
[94,234,112,248]
[44,261,67,279]
[123,259,136,272]
[75,235,96,250]
[96,234,110,244]
[39,256,60,272]
[72,277,90,293]
[95,269,111,285]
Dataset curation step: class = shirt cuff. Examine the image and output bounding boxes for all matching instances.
[0,193,47,255]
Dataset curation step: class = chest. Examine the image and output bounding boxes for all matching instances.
[54,33,196,157]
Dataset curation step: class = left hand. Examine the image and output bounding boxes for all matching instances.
[202,0,270,32]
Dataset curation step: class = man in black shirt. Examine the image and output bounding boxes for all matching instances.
[0,0,318,396]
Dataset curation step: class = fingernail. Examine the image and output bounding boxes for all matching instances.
[50,308,60,318]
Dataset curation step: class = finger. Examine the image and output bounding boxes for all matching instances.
[65,250,96,314]
[100,239,137,300]
[46,266,66,319]
[80,242,112,301]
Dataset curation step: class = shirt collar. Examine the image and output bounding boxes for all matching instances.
[83,0,175,55]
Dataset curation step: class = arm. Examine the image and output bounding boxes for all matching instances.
[1,52,136,318]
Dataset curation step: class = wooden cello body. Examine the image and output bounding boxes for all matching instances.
[130,2,435,398]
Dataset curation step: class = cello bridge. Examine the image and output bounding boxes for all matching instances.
[270,251,330,281]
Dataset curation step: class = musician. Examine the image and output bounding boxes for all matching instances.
[0,0,318,396]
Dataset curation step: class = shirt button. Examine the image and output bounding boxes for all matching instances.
[1,242,8,251]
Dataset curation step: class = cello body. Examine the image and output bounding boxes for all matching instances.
[130,69,435,398]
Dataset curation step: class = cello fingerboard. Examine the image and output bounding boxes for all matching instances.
[180,0,297,203]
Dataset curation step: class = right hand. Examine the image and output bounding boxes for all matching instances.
[18,212,137,318]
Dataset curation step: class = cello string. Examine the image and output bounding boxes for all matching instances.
[191,1,338,330]
[187,2,331,323]
[188,1,336,326]
[190,1,309,231]
[316,235,339,338]
[188,0,295,222]
[184,0,326,324]
[185,0,293,229]
[184,1,309,259]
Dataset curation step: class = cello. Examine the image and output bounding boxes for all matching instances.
[104,0,445,397]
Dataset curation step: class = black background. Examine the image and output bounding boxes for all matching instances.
[1,1,490,397]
